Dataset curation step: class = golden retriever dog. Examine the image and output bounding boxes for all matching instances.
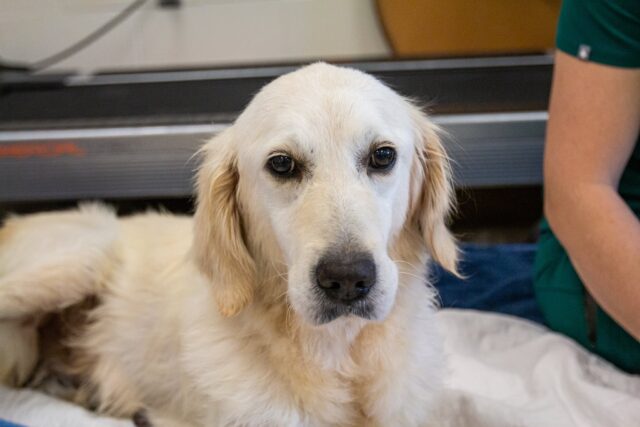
[0,63,459,426]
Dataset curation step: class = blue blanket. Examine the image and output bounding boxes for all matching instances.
[432,243,545,325]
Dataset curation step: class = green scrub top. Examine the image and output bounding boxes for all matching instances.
[534,0,640,373]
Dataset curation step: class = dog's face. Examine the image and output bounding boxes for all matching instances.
[193,63,458,325]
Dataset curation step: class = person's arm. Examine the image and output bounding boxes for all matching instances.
[544,51,640,341]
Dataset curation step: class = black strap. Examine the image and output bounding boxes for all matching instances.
[584,289,598,348]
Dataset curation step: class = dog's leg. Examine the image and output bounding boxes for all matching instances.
[0,319,38,386]
[0,205,118,390]
[0,256,110,320]
[0,205,118,321]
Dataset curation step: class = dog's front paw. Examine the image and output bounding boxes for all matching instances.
[133,408,197,427]
[133,409,154,427]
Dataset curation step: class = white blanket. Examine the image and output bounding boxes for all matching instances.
[1,309,638,427]
[0,386,131,427]
[436,310,640,427]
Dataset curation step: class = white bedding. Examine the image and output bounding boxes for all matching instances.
[1,309,638,427]
[0,386,131,427]
[436,309,640,427]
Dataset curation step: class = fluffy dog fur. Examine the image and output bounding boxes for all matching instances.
[0,63,458,426]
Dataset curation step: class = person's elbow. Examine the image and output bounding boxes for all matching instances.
[543,168,580,241]
[544,196,563,240]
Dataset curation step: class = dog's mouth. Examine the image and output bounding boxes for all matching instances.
[313,296,377,325]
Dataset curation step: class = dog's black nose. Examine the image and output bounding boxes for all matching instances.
[315,253,376,303]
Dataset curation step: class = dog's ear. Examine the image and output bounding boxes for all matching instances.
[192,129,256,317]
[408,104,460,276]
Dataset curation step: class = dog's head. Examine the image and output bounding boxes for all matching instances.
[193,63,458,324]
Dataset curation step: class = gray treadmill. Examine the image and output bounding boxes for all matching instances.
[0,55,552,225]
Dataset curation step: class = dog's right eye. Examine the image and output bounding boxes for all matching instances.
[267,155,296,177]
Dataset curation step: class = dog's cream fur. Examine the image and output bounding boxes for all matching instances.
[0,63,458,426]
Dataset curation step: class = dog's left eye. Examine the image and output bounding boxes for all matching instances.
[369,146,396,171]
[267,155,296,177]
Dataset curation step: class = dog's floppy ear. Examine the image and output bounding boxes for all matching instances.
[408,104,460,276]
[193,129,256,317]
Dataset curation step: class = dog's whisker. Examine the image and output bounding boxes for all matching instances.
[398,270,429,283]
[274,288,290,302]
[391,258,420,269]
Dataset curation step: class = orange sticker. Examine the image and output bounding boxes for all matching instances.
[0,141,86,158]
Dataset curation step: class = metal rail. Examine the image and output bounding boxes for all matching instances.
[0,111,546,203]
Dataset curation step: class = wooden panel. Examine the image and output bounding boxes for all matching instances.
[376,0,561,57]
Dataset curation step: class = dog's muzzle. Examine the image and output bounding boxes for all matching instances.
[313,251,377,322]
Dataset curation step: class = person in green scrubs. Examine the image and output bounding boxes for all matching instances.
[534,0,640,373]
